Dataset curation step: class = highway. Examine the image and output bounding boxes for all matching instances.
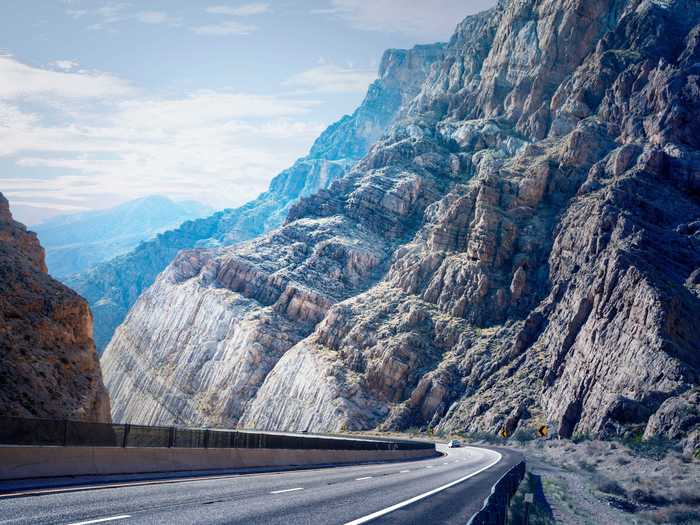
[0,445,521,525]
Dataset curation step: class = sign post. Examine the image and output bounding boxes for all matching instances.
[524,492,534,524]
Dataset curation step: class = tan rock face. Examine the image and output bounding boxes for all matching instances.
[105,0,699,451]
[0,193,111,422]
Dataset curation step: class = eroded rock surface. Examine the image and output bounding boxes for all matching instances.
[104,0,699,451]
[69,43,444,353]
[0,193,111,422]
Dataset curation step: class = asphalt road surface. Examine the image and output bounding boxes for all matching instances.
[0,444,522,525]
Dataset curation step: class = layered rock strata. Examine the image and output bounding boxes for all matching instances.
[104,0,700,453]
[68,43,444,353]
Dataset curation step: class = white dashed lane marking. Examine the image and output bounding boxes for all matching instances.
[270,487,304,494]
[67,516,131,525]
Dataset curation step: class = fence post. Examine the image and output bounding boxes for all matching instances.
[168,427,174,448]
[204,429,209,449]
[63,420,68,446]
[122,424,130,448]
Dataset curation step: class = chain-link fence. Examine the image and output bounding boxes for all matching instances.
[0,416,434,451]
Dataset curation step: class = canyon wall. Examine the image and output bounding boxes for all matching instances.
[103,0,699,452]
[0,193,111,422]
[69,43,444,352]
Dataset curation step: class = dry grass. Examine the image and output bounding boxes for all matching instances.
[516,439,700,525]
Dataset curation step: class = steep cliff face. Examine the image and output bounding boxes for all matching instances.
[103,0,699,451]
[0,193,111,422]
[69,43,444,353]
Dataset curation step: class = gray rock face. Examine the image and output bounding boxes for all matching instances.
[68,43,443,353]
[0,193,111,422]
[103,0,700,451]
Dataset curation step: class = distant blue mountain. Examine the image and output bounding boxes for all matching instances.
[33,195,212,278]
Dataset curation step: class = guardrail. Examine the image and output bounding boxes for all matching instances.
[468,459,526,525]
[0,415,433,451]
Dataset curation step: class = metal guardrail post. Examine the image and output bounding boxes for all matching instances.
[1,415,434,453]
[122,424,130,448]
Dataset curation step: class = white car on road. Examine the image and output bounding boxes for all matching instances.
[447,439,462,448]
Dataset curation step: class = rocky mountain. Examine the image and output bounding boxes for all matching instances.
[68,43,444,353]
[102,0,700,454]
[35,195,212,279]
[0,193,110,422]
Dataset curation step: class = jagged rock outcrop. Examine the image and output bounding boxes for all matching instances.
[69,43,444,353]
[0,193,111,422]
[103,0,699,452]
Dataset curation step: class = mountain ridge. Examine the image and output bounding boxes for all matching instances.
[103,0,700,455]
[34,195,212,279]
[69,42,444,352]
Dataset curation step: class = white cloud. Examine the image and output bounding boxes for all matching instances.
[80,2,129,28]
[193,3,270,36]
[115,92,316,128]
[0,55,134,99]
[191,20,258,35]
[206,3,270,16]
[284,64,376,94]
[313,0,495,40]
[66,8,89,19]
[0,58,325,217]
[9,201,89,212]
[66,4,182,30]
[49,60,79,71]
[136,11,182,25]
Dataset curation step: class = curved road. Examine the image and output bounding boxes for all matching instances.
[0,445,522,525]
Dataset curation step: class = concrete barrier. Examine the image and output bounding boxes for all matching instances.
[468,459,526,525]
[0,446,436,481]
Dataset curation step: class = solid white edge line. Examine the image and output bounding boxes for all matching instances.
[355,477,373,481]
[67,515,131,525]
[343,447,502,525]
[269,487,304,494]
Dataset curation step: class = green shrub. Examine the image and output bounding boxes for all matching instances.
[576,459,597,472]
[571,432,592,443]
[620,435,680,460]
[595,476,626,497]
[513,428,537,443]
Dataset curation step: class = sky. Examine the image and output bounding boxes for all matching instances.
[0,1,495,225]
